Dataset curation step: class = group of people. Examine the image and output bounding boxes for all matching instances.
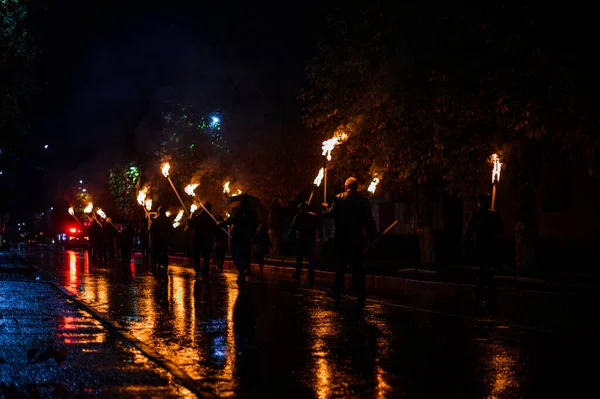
[88,176,503,311]
[88,218,137,265]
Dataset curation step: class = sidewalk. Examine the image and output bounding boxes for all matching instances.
[0,262,198,398]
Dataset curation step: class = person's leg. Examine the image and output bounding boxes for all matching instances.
[293,241,304,279]
[306,240,316,286]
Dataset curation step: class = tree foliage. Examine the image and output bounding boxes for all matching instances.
[301,2,600,193]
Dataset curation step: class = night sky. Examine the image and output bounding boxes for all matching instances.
[31,0,323,171]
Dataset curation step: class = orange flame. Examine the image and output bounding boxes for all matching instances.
[223,181,230,194]
[145,199,152,211]
[185,183,199,197]
[161,163,170,178]
[68,207,74,216]
[322,133,348,161]
[137,186,148,205]
[83,203,93,214]
[491,154,502,183]
[367,177,380,194]
[313,168,324,186]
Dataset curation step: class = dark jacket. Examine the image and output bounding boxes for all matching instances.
[150,215,171,247]
[190,211,216,243]
[222,206,258,242]
[290,211,321,242]
[462,208,504,252]
[323,191,377,244]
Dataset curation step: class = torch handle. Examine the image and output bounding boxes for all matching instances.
[197,201,232,238]
[71,215,84,228]
[491,184,497,211]
[308,189,314,205]
[323,167,327,203]
[370,220,398,248]
[167,177,191,217]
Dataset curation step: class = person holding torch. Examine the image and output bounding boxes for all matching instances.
[321,177,377,306]
[462,193,504,315]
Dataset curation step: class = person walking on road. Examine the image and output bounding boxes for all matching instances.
[214,214,228,272]
[462,193,504,314]
[150,206,171,272]
[290,202,321,286]
[322,177,377,305]
[190,202,217,279]
[121,222,137,263]
[103,219,119,263]
[218,198,258,285]
[253,222,273,279]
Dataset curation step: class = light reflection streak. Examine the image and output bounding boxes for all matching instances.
[224,284,238,380]
[488,347,519,398]
[169,274,186,337]
[309,307,335,399]
[83,250,89,275]
[68,251,77,288]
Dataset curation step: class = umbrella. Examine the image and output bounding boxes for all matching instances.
[225,194,268,223]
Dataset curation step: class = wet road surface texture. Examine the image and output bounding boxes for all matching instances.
[18,248,594,398]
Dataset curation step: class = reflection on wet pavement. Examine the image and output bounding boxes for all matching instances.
[24,249,592,398]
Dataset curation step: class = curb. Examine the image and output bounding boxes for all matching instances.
[51,283,215,399]
[0,250,37,275]
[130,251,591,295]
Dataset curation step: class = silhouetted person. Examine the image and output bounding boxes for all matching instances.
[121,223,137,263]
[89,221,104,265]
[103,219,119,263]
[139,218,150,262]
[214,214,228,272]
[290,202,321,285]
[218,198,258,285]
[253,222,272,279]
[462,193,504,314]
[150,207,171,272]
[190,202,216,279]
[322,177,377,305]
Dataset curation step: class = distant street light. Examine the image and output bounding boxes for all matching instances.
[212,116,220,124]
[44,144,48,149]
[79,180,83,184]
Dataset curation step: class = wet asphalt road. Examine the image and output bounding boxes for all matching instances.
[20,248,593,398]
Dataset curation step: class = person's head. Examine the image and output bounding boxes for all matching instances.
[477,193,492,209]
[157,206,166,216]
[216,214,224,222]
[298,202,309,213]
[345,177,359,192]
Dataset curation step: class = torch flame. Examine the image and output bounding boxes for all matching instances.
[185,183,199,197]
[368,177,380,194]
[322,133,348,161]
[190,203,198,214]
[145,199,152,211]
[174,209,184,223]
[96,208,107,219]
[84,203,93,214]
[68,207,74,216]
[223,181,230,194]
[161,163,170,178]
[313,168,324,186]
[137,187,148,205]
[491,154,502,184]
[165,211,171,217]
[225,212,231,218]
[173,221,180,228]
[235,189,242,196]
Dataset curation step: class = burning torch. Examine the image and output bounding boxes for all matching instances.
[161,163,190,217]
[84,202,102,226]
[185,183,232,238]
[96,208,116,228]
[321,133,347,203]
[308,167,324,205]
[490,154,502,211]
[68,207,84,228]
[367,176,380,195]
